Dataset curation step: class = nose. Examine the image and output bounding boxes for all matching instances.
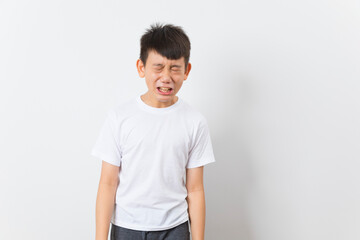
[160,68,171,82]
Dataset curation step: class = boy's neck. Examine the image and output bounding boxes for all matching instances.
[140,93,179,108]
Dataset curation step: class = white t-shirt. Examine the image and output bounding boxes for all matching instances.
[91,95,216,231]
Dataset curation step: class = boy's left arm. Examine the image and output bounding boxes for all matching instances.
[186,166,205,240]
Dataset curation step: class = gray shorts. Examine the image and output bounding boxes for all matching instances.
[110,220,190,240]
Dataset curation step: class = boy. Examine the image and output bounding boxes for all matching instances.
[91,23,216,240]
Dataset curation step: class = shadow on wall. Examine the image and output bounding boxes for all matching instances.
[203,72,258,240]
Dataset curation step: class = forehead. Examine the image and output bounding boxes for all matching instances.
[147,50,185,66]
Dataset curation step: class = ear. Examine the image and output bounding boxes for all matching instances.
[183,62,192,81]
[136,59,145,78]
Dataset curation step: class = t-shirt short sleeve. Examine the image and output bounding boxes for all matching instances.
[186,118,216,168]
[91,109,122,167]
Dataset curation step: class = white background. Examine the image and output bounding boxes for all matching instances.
[1,0,359,239]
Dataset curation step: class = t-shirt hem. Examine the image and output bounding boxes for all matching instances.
[111,216,189,231]
[186,158,216,169]
[91,150,121,167]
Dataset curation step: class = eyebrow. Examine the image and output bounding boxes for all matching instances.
[152,64,182,68]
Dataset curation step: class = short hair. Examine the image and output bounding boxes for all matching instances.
[140,23,191,71]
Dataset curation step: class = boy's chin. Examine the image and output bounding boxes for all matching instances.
[155,94,178,102]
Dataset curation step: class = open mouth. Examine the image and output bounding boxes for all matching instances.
[157,87,173,94]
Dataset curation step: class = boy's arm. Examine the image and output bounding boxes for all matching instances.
[186,166,205,240]
[96,161,120,240]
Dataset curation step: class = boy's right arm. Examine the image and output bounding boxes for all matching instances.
[96,160,120,240]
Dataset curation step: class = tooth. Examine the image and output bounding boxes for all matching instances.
[160,87,170,92]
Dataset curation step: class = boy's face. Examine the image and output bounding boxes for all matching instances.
[136,50,191,108]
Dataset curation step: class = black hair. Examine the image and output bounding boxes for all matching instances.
[140,22,191,71]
